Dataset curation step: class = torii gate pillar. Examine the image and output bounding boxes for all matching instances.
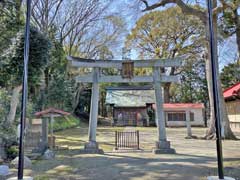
[83,68,103,154]
[153,67,175,154]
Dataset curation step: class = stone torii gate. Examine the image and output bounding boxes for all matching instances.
[67,56,182,154]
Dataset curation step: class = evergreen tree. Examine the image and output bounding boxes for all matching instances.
[220,62,240,89]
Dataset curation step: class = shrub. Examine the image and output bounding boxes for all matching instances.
[6,145,18,160]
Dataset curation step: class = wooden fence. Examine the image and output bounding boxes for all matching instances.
[115,131,140,150]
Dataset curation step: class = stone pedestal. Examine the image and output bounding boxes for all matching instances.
[79,141,104,154]
[153,140,175,154]
[207,176,235,180]
[7,176,33,180]
[11,156,32,169]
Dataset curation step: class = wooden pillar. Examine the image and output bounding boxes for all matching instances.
[153,67,175,154]
[0,138,6,159]
[42,118,48,150]
[186,110,192,138]
[50,114,54,149]
[88,67,100,142]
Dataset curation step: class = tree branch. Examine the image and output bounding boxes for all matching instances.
[140,0,206,23]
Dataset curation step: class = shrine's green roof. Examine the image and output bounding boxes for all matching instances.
[105,88,155,107]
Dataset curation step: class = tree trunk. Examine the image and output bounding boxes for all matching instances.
[205,0,236,139]
[233,8,240,57]
[7,85,22,124]
[205,53,216,139]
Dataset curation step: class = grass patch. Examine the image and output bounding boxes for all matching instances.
[52,115,80,132]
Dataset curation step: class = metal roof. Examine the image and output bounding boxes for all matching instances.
[106,87,204,109]
[105,85,153,91]
[106,89,155,107]
[223,82,240,100]
[35,108,71,117]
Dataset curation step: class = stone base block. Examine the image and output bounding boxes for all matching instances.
[185,135,198,139]
[153,148,176,154]
[78,141,104,154]
[84,141,99,149]
[207,176,235,180]
[7,176,33,180]
[153,140,176,154]
[78,149,104,154]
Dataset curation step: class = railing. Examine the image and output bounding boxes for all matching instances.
[115,131,140,150]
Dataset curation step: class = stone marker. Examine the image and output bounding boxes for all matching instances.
[42,149,55,160]
[207,176,235,180]
[0,165,10,176]
[185,109,192,138]
[11,156,32,169]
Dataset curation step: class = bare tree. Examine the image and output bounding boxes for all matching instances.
[31,0,124,57]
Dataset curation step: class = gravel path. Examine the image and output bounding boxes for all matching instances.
[7,127,240,180]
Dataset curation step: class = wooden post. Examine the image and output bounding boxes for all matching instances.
[50,114,54,149]
[42,118,48,151]
[186,110,192,138]
[88,67,100,142]
[137,130,140,150]
[115,131,118,150]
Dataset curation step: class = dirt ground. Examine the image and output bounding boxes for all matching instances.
[7,125,240,180]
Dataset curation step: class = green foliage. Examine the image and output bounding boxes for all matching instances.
[0,88,10,120]
[126,7,204,59]
[147,108,156,127]
[74,88,91,117]
[35,38,74,111]
[126,7,205,102]
[5,145,18,160]
[52,115,79,132]
[46,74,75,111]
[48,40,67,76]
[0,88,17,148]
[171,59,208,103]
[0,0,24,55]
[219,1,240,38]
[220,62,240,89]
[0,121,17,150]
[0,27,51,87]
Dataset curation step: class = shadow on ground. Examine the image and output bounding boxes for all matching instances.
[29,150,240,180]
